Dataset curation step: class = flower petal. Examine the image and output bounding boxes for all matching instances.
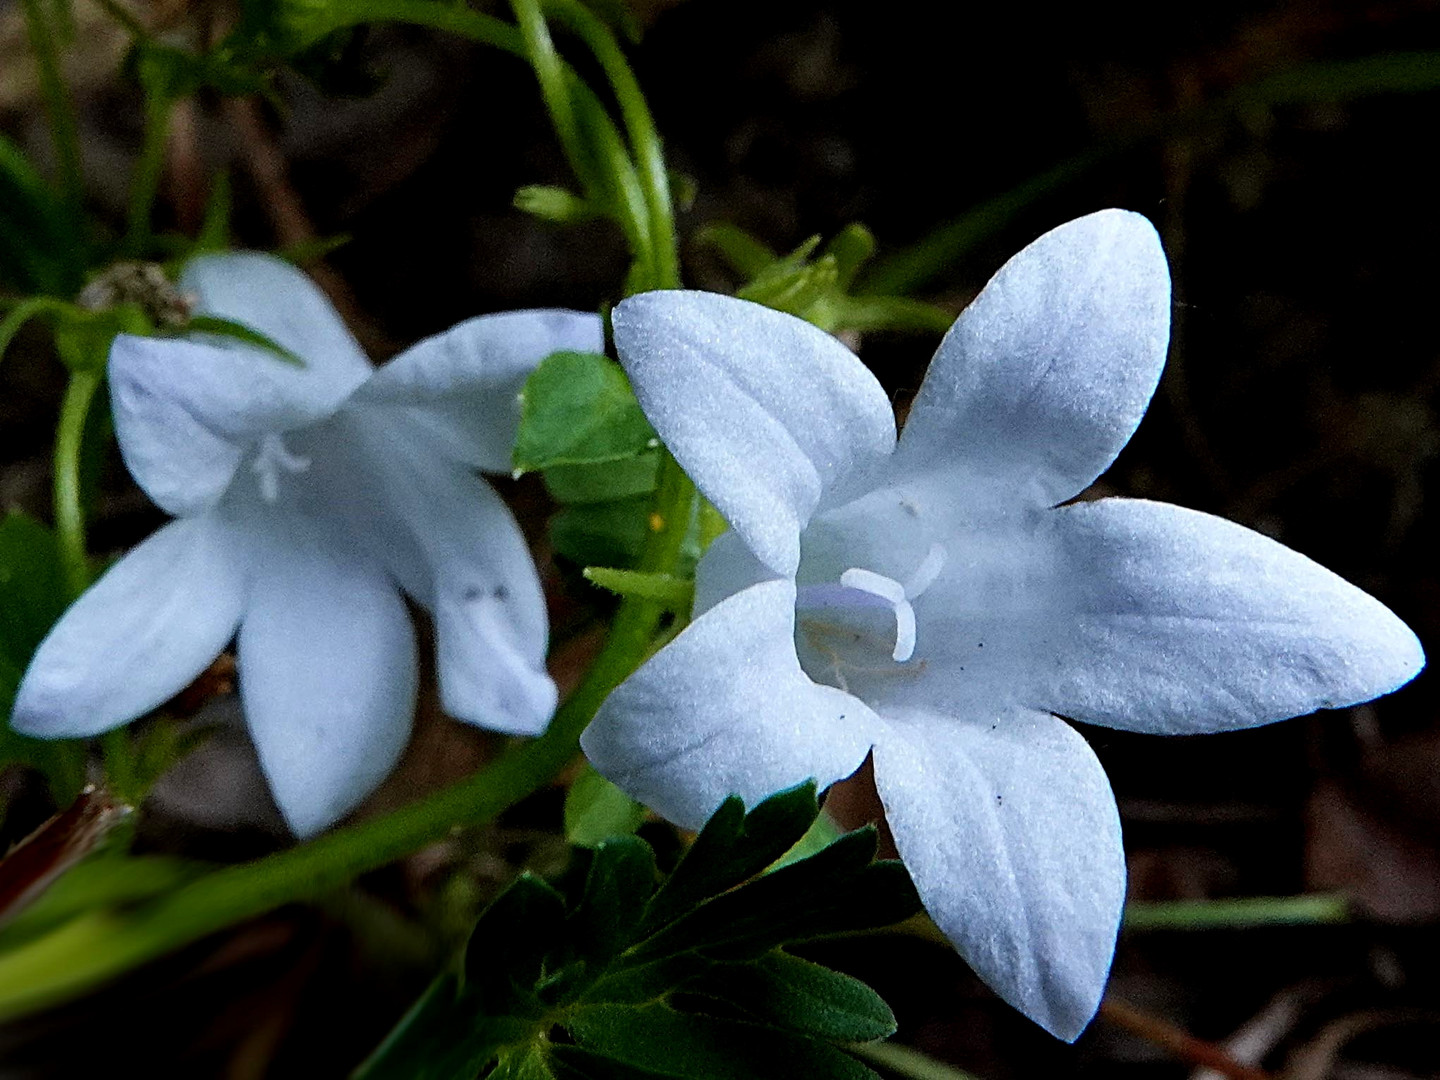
[11,516,245,738]
[1042,498,1425,733]
[310,415,556,735]
[238,516,417,838]
[354,309,604,472]
[110,331,362,516]
[873,707,1124,1042]
[613,291,897,576]
[692,527,780,617]
[582,579,882,830]
[181,252,372,387]
[893,209,1170,507]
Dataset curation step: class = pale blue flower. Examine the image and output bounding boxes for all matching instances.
[12,253,602,837]
[581,210,1424,1040]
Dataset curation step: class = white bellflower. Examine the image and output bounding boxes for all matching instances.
[581,211,1424,1039]
[12,254,602,836]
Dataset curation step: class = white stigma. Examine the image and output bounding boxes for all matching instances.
[252,433,311,503]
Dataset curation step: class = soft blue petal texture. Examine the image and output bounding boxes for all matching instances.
[692,527,780,617]
[1040,497,1426,733]
[873,707,1125,1042]
[613,291,897,576]
[582,580,882,830]
[237,515,417,838]
[316,417,557,735]
[110,332,362,515]
[354,309,605,472]
[893,210,1170,506]
[181,252,372,386]
[11,517,246,738]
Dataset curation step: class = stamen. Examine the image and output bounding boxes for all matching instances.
[251,433,311,503]
[904,543,947,598]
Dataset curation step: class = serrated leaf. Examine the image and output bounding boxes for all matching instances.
[686,952,894,1043]
[544,454,660,505]
[566,1002,880,1080]
[551,498,649,569]
[565,766,647,848]
[567,838,657,969]
[582,568,692,611]
[514,352,658,473]
[634,830,921,964]
[490,1045,559,1080]
[548,1046,678,1080]
[465,874,568,1011]
[639,784,820,938]
[355,970,534,1080]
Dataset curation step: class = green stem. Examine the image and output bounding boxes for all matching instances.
[124,85,175,257]
[53,370,99,601]
[510,0,653,281]
[18,0,84,219]
[53,367,142,799]
[544,0,679,288]
[511,0,595,197]
[1122,893,1350,931]
[319,0,653,285]
[852,1042,986,1080]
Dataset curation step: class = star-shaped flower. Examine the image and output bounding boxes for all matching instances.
[580,210,1424,1040]
[12,253,602,837]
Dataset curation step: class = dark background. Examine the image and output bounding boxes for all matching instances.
[2,0,1440,1076]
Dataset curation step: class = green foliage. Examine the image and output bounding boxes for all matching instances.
[515,185,600,224]
[0,134,83,295]
[357,784,919,1080]
[0,514,86,805]
[564,765,647,848]
[581,568,692,611]
[697,223,953,335]
[514,352,658,474]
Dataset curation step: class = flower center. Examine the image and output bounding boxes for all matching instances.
[795,543,945,690]
[251,433,311,503]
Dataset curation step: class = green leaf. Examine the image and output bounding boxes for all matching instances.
[694,223,777,279]
[685,952,894,1043]
[566,1002,880,1080]
[515,185,599,224]
[551,497,650,569]
[582,568,692,611]
[821,224,876,291]
[565,766,647,848]
[634,830,921,964]
[178,315,305,366]
[514,352,658,474]
[355,970,535,1080]
[639,784,820,938]
[0,134,82,294]
[490,1045,559,1080]
[543,454,660,504]
[0,513,86,803]
[566,837,657,968]
[548,1046,678,1080]
[0,854,199,952]
[0,513,68,669]
[465,873,568,1011]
